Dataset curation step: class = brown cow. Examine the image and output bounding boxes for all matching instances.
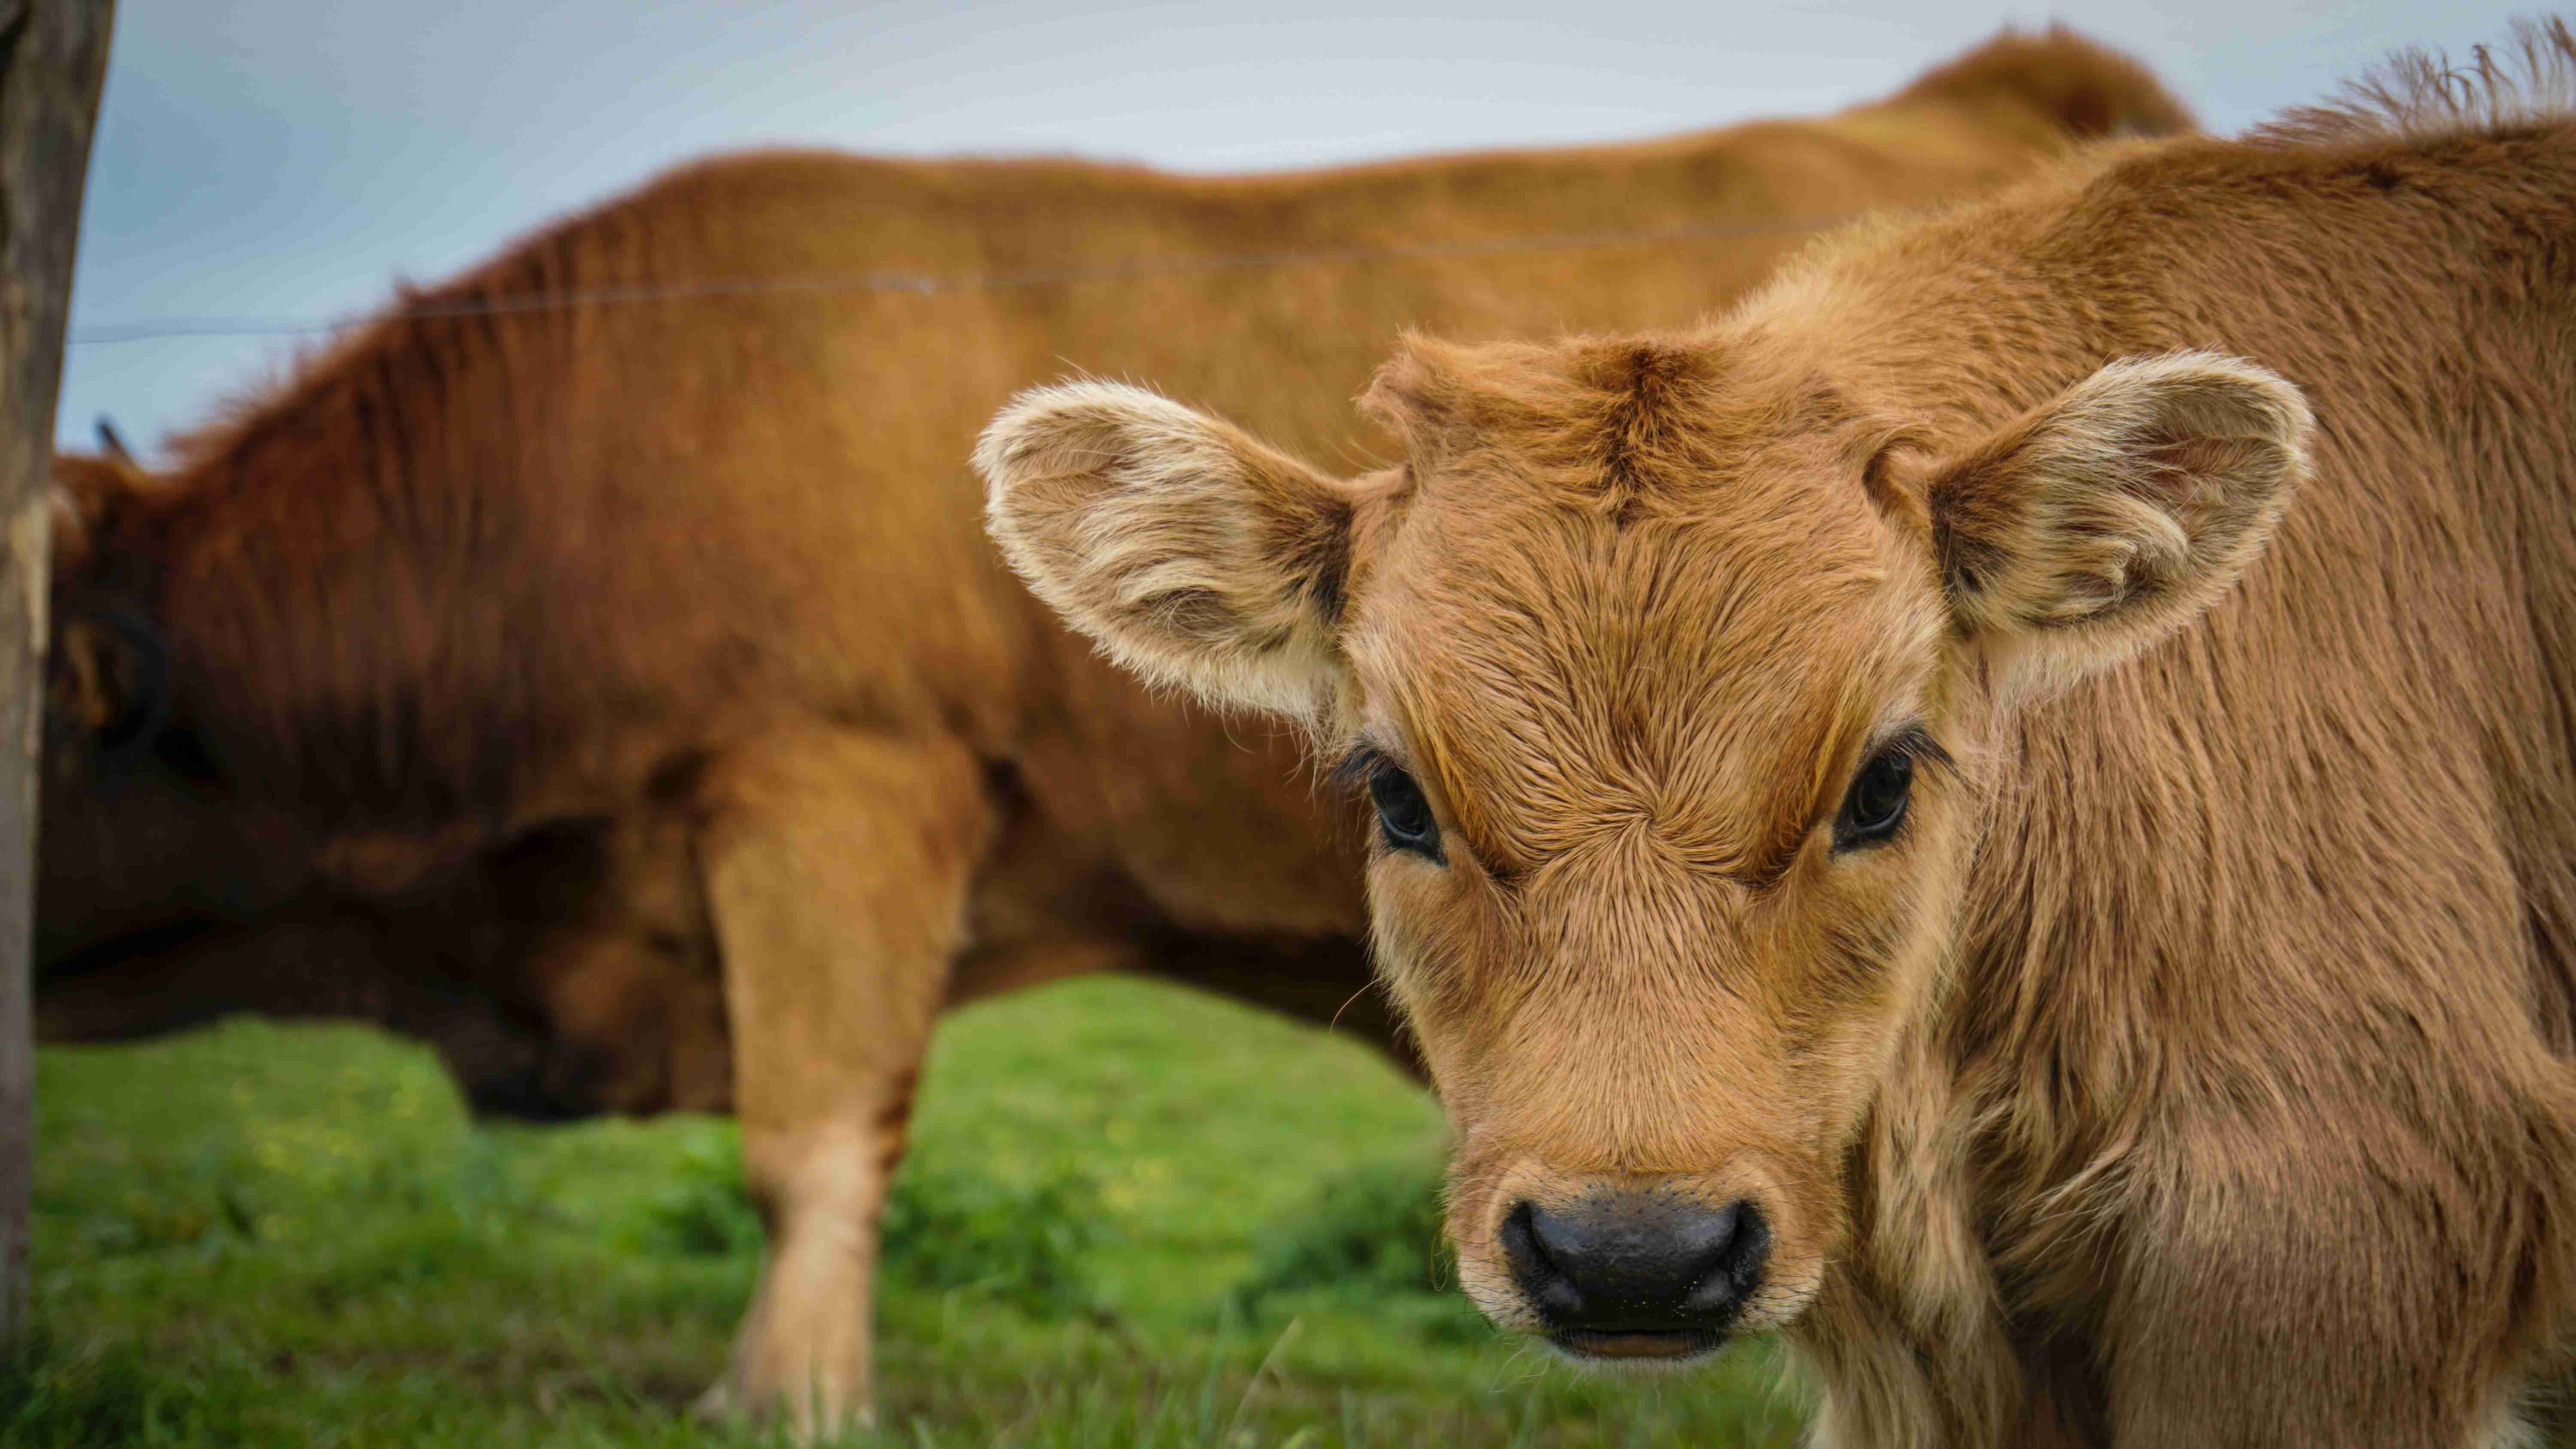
[40,31,2189,1434]
[982,22,2576,1447]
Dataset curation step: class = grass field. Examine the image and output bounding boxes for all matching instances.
[14,975,1806,1446]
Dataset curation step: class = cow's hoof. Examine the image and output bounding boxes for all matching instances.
[691,1375,875,1445]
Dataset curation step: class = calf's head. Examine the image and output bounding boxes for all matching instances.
[981,336,2307,1362]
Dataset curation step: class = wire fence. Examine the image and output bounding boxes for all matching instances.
[65,212,1857,348]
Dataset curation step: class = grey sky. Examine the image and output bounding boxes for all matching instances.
[60,0,2530,457]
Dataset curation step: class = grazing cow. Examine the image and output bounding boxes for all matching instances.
[982,24,2576,1446]
[39,30,2189,1434]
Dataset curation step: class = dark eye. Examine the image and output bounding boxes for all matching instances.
[1835,745,1915,849]
[151,725,223,784]
[1367,760,1444,862]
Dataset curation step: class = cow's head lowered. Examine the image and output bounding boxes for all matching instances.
[36,452,730,1122]
[979,335,2307,1362]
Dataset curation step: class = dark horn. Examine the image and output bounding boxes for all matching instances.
[93,415,133,465]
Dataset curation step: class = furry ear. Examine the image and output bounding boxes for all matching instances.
[977,382,1354,724]
[45,450,170,759]
[52,607,168,758]
[49,449,150,579]
[1927,352,2310,698]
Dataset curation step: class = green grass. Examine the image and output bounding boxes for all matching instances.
[15,975,1807,1446]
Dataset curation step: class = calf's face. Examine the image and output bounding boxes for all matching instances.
[980,337,2307,1363]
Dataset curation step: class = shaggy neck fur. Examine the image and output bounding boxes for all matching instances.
[1760,23,2576,1443]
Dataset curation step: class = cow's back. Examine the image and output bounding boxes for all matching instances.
[538,124,2108,727]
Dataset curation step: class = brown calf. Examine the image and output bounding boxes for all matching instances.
[984,24,2576,1446]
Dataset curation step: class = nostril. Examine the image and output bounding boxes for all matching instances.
[1686,1200,1771,1315]
[1501,1200,1548,1271]
[1500,1200,1586,1319]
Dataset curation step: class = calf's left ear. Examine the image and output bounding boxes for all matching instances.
[1926,351,2310,698]
[977,382,1355,725]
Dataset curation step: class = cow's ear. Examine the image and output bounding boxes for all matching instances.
[978,382,1354,725]
[1926,352,2309,699]
[52,608,168,756]
[49,449,149,578]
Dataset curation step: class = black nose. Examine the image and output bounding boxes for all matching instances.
[1501,1194,1769,1337]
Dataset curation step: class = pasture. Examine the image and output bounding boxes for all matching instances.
[15,976,1801,1446]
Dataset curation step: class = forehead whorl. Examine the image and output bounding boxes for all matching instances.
[1346,337,1930,881]
[1359,333,1855,520]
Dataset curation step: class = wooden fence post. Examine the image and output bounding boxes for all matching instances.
[0,0,115,1342]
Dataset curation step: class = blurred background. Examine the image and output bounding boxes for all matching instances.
[61,0,2524,458]
[27,4,2542,1445]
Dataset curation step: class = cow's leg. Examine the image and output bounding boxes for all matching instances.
[691,728,987,1439]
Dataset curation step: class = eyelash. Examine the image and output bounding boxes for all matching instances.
[1831,726,1948,852]
[1873,728,1947,777]
[1337,745,1445,863]
[1332,745,1387,794]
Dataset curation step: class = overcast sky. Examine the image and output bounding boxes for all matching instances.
[59,0,2530,456]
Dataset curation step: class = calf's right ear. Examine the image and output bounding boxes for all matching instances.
[977,382,1355,725]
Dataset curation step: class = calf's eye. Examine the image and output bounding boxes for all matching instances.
[1835,745,1915,849]
[1367,760,1444,863]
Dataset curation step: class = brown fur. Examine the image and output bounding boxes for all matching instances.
[39,30,2189,1435]
[984,23,2576,1446]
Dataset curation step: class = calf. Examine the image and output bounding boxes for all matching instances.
[984,24,2576,1445]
